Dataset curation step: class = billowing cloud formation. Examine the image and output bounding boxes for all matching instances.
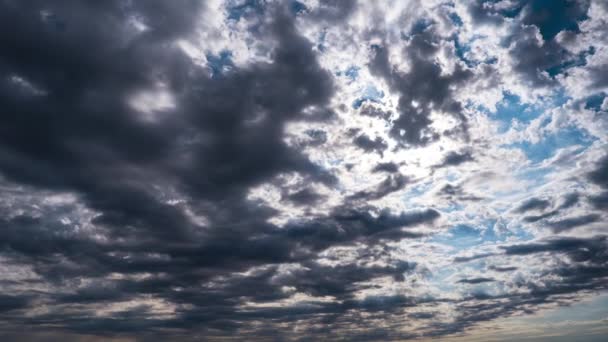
[0,1,606,341]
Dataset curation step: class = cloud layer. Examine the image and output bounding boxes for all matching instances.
[0,0,606,341]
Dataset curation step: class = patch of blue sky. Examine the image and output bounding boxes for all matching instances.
[226,0,264,21]
[290,1,307,15]
[316,30,327,52]
[514,166,555,190]
[491,93,544,133]
[459,258,488,273]
[549,88,570,107]
[489,219,534,242]
[468,283,497,296]
[454,36,496,68]
[402,180,434,201]
[326,157,343,168]
[206,50,234,78]
[431,219,532,253]
[454,37,473,67]
[352,85,384,109]
[401,18,433,40]
[504,126,595,164]
[512,226,535,241]
[526,0,588,41]
[444,171,459,183]
[336,66,359,82]
[439,203,464,213]
[429,266,459,293]
[344,66,359,81]
[477,90,568,133]
[431,225,489,251]
[447,11,463,27]
[584,92,606,111]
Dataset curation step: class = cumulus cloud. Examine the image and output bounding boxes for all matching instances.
[0,1,606,341]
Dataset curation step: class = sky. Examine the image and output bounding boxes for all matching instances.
[0,0,607,341]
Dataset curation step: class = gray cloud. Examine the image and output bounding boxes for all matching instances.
[548,214,601,233]
[515,197,552,213]
[457,277,495,284]
[0,1,606,341]
[353,134,388,155]
[368,30,473,147]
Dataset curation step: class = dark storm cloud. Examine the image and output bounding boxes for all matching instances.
[515,197,552,213]
[458,235,608,266]
[520,0,590,41]
[506,24,570,87]
[359,103,393,120]
[282,187,325,206]
[457,277,494,284]
[588,155,608,187]
[408,312,436,319]
[371,162,400,173]
[589,192,608,210]
[0,0,370,336]
[587,154,608,209]
[285,207,439,250]
[0,0,335,242]
[368,29,473,147]
[273,260,415,299]
[503,235,608,263]
[522,210,558,223]
[0,209,441,338]
[453,252,497,263]
[0,294,30,313]
[558,192,580,209]
[433,150,475,170]
[348,174,409,201]
[548,214,601,232]
[352,134,388,155]
[520,193,583,223]
[468,0,585,86]
[586,63,608,90]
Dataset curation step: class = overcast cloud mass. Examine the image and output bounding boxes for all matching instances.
[0,1,607,341]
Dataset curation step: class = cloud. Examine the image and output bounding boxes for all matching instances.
[368,30,473,147]
[353,133,388,155]
[548,214,601,233]
[515,197,552,213]
[371,162,400,173]
[348,174,410,201]
[433,150,475,170]
[488,265,518,272]
[457,277,495,284]
[0,1,606,341]
[437,183,483,202]
[502,236,608,263]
